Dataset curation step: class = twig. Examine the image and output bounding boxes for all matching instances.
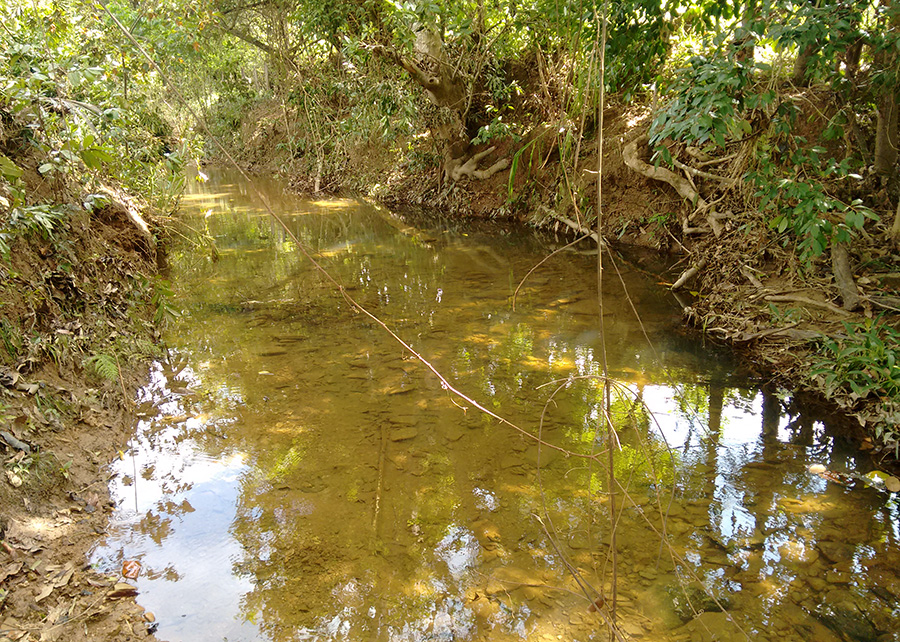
[695,152,738,168]
[533,515,627,642]
[673,158,736,185]
[733,322,801,343]
[512,234,592,311]
[740,265,765,289]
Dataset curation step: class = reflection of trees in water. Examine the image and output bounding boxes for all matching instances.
[137,174,900,640]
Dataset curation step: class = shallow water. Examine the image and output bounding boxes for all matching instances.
[93,170,900,642]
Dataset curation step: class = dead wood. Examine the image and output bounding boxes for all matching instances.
[671,258,707,290]
[740,265,765,289]
[554,215,608,249]
[763,293,852,316]
[830,242,861,311]
[733,322,801,343]
[868,295,900,312]
[672,158,735,186]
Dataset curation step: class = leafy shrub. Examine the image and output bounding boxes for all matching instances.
[811,318,900,401]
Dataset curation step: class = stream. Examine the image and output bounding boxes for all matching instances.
[92,169,900,642]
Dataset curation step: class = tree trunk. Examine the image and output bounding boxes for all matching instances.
[873,0,899,178]
[791,42,816,86]
[874,88,899,178]
[372,29,508,183]
[734,0,757,63]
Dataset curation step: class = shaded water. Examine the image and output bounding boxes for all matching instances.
[93,170,900,642]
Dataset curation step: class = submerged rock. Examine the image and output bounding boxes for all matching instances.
[814,602,879,641]
[676,611,742,642]
[389,427,418,442]
[666,583,732,622]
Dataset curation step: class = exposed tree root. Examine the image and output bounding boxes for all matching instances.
[622,134,731,239]
[444,146,510,182]
[671,258,707,290]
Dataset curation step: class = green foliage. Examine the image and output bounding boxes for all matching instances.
[471,113,518,146]
[9,205,69,240]
[649,52,757,162]
[152,279,181,326]
[747,134,877,267]
[85,353,121,382]
[811,318,900,402]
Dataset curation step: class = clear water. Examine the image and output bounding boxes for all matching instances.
[92,170,900,642]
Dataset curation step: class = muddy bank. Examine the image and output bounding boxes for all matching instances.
[0,193,163,640]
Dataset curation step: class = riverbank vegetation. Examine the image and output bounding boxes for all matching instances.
[0,0,898,484]
[0,2,179,637]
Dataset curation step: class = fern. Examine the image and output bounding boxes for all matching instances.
[85,353,119,382]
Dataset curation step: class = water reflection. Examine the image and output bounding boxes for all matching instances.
[93,170,900,642]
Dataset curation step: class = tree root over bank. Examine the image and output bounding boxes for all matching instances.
[444,146,510,183]
[622,134,730,238]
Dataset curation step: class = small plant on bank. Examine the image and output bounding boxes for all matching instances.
[810,318,900,450]
[84,352,120,383]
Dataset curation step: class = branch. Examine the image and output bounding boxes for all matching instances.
[763,294,852,316]
[371,44,440,90]
[672,158,736,186]
[554,216,608,249]
[217,20,278,56]
[671,258,707,290]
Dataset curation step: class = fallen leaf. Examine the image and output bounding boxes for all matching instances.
[820,471,853,486]
[0,562,24,583]
[40,604,68,641]
[51,563,75,588]
[885,476,900,493]
[34,584,54,603]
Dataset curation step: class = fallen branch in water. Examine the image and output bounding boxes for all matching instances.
[554,215,607,249]
[672,258,707,290]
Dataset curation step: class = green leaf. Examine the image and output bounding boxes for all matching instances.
[80,147,116,169]
[0,154,23,180]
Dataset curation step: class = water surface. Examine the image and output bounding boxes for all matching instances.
[93,170,900,642]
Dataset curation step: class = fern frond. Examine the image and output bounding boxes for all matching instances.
[85,353,120,382]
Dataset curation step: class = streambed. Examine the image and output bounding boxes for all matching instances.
[92,170,900,642]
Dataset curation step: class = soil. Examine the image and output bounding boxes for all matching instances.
[1,165,162,639]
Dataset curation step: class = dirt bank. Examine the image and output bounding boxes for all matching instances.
[1,191,162,640]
